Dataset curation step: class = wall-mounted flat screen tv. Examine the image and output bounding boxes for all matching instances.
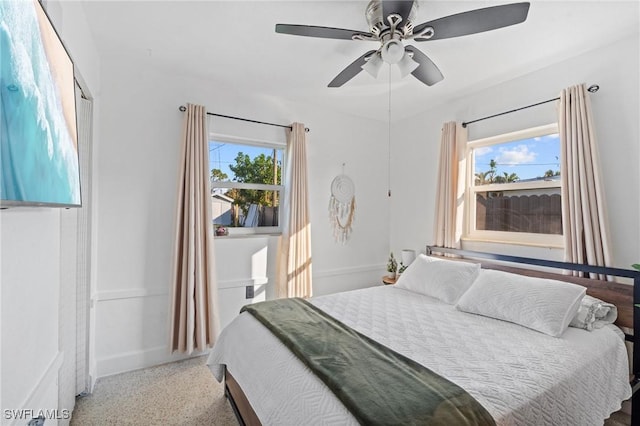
[0,0,81,207]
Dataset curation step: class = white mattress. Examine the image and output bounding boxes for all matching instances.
[207,285,631,425]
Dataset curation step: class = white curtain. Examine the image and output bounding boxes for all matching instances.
[559,84,611,277]
[433,122,467,250]
[170,103,220,353]
[277,123,313,298]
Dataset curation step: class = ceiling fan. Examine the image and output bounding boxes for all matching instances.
[275,1,530,87]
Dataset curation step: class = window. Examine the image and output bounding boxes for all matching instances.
[209,133,285,236]
[464,123,563,247]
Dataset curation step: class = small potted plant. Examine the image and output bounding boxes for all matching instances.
[215,225,228,237]
[387,252,398,279]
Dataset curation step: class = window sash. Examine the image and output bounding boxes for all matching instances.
[209,133,285,236]
[467,123,558,149]
[210,132,286,149]
[464,123,561,246]
[212,182,283,191]
[462,231,564,248]
[471,179,560,193]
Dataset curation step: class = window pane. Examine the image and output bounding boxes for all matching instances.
[475,189,562,234]
[212,188,279,228]
[474,134,560,185]
[209,139,283,233]
[209,141,282,185]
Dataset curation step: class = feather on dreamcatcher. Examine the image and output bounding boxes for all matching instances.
[328,174,356,244]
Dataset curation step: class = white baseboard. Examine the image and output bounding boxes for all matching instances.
[96,345,209,379]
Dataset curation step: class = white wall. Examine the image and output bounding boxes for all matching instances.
[0,1,100,423]
[390,33,640,268]
[1,212,62,423]
[93,54,389,376]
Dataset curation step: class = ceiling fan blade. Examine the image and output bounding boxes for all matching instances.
[413,2,530,41]
[382,1,415,22]
[276,24,372,40]
[328,50,377,87]
[405,46,443,86]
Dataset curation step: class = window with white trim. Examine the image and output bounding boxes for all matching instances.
[209,133,285,236]
[464,123,563,247]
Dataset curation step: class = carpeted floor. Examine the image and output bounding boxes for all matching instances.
[70,356,237,425]
[71,355,630,425]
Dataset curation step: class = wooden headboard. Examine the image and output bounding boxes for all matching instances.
[426,245,640,422]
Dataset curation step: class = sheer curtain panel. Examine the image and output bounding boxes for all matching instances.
[170,103,220,353]
[277,123,313,298]
[433,122,467,251]
[559,84,612,277]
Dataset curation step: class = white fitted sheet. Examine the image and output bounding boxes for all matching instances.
[207,285,631,425]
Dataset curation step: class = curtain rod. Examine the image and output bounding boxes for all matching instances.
[461,84,600,128]
[178,105,310,133]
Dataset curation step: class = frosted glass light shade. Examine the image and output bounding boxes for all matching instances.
[362,52,383,78]
[397,52,419,77]
[381,39,404,64]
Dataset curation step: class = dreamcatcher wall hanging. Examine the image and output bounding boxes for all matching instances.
[329,169,356,244]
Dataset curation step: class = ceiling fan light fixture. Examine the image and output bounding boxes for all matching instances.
[381,39,404,64]
[397,52,419,77]
[362,52,384,78]
[276,1,531,88]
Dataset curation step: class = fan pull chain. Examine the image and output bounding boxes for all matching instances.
[388,64,392,198]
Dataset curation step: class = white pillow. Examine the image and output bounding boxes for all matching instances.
[569,295,618,331]
[455,269,586,337]
[395,254,480,304]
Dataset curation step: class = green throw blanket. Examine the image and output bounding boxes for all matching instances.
[241,298,495,426]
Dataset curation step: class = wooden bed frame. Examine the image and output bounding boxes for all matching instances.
[224,370,261,426]
[223,246,640,426]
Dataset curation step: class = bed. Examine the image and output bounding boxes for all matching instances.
[207,247,640,425]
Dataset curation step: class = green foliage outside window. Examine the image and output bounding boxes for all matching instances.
[211,151,282,224]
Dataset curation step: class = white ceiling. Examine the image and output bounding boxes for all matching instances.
[81,1,640,122]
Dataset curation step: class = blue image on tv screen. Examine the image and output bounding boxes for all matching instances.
[0,0,81,207]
